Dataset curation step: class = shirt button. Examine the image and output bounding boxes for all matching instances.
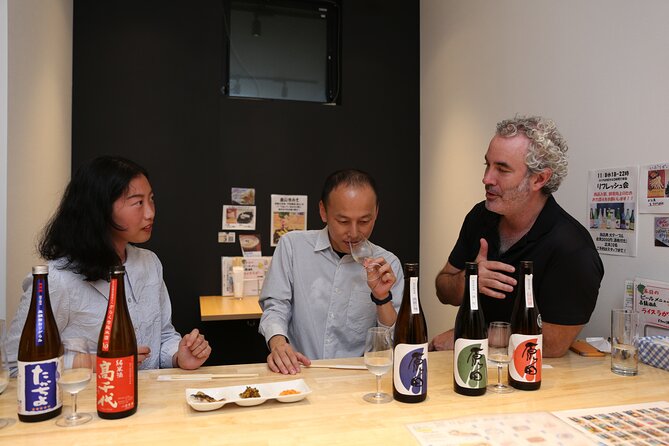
[335,288,340,293]
[128,298,131,303]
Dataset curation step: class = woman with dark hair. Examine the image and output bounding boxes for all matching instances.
[7,156,211,374]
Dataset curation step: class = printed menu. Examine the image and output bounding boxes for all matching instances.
[407,401,669,446]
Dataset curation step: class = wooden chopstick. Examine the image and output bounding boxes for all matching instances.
[158,373,259,381]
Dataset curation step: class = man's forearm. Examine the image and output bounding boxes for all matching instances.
[435,269,465,306]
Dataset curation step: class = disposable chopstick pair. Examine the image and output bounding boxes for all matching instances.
[157,373,259,381]
[305,364,367,370]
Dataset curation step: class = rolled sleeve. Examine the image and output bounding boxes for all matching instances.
[158,281,182,368]
[377,255,405,332]
[258,236,294,344]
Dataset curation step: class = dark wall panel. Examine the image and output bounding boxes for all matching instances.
[72,0,419,365]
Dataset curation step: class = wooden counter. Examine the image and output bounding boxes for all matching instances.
[199,295,262,321]
[1,352,668,445]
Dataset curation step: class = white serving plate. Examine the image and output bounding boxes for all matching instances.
[185,378,311,411]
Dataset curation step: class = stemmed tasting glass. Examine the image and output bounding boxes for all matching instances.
[56,338,95,427]
[0,320,11,429]
[487,321,514,393]
[349,238,381,282]
[363,327,393,404]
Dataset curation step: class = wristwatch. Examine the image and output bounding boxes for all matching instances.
[370,291,392,306]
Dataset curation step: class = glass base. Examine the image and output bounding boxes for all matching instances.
[0,418,9,429]
[611,367,638,376]
[56,412,92,427]
[363,392,393,404]
[487,383,514,393]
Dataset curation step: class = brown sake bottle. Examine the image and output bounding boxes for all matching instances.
[453,262,488,396]
[96,266,138,419]
[392,263,428,403]
[508,261,542,390]
[17,265,64,422]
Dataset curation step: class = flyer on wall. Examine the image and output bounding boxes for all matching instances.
[656,217,669,247]
[587,166,638,257]
[222,205,256,230]
[639,162,669,213]
[270,194,307,247]
[634,277,669,334]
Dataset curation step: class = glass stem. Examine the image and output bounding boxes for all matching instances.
[497,363,503,386]
[375,375,382,397]
[71,393,78,418]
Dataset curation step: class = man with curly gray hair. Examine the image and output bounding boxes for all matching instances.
[432,115,604,358]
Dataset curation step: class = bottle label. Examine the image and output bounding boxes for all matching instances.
[409,277,419,314]
[34,278,47,346]
[96,355,135,413]
[469,275,478,310]
[101,278,118,352]
[17,357,63,415]
[393,343,428,396]
[524,274,535,308]
[453,338,488,389]
[508,334,542,383]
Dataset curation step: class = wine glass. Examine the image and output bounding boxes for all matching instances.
[487,321,514,393]
[0,320,11,429]
[363,327,393,403]
[349,238,381,281]
[56,338,95,427]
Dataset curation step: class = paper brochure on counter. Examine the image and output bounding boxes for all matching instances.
[221,256,272,296]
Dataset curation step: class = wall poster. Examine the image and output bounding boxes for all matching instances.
[587,166,638,256]
[639,163,669,213]
[270,194,307,247]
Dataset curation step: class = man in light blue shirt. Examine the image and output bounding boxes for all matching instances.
[259,169,404,375]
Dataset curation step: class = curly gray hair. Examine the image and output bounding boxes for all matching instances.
[496,116,568,195]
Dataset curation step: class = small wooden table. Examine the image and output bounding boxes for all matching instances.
[199,295,262,321]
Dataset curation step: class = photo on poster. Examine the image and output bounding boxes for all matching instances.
[270,195,307,247]
[231,187,256,205]
[639,163,669,213]
[222,205,256,230]
[218,231,236,243]
[239,233,262,257]
[655,216,669,247]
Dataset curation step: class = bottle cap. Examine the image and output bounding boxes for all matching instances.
[32,265,49,275]
[110,265,126,275]
[403,262,419,275]
[465,261,478,272]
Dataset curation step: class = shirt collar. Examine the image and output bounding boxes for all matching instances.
[524,194,558,242]
[88,244,139,299]
[315,227,333,252]
[482,195,557,257]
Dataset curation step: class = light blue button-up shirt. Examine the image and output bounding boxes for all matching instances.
[259,227,404,360]
[7,245,182,375]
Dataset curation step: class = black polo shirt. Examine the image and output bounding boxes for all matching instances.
[448,195,604,325]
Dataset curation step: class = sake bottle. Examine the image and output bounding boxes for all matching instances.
[453,262,488,396]
[392,263,428,403]
[629,210,635,230]
[17,265,63,422]
[96,266,138,419]
[508,261,542,391]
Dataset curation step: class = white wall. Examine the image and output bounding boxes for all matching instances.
[421,0,669,340]
[4,0,72,323]
[0,0,7,320]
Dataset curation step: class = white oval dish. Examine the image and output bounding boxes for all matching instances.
[186,392,228,412]
[185,378,311,411]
